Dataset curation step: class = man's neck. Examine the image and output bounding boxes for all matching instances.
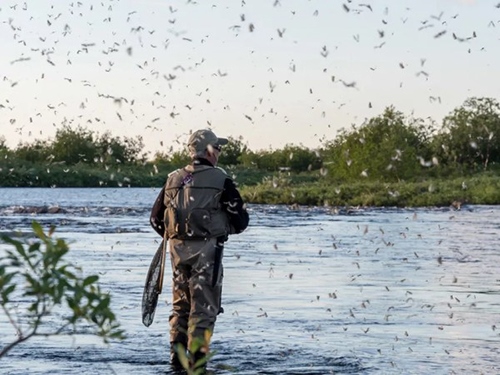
[193,158,214,167]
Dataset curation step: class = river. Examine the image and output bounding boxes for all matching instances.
[0,188,499,374]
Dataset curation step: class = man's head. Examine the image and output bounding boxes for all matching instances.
[187,129,228,164]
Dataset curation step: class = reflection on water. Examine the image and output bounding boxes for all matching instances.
[1,188,499,374]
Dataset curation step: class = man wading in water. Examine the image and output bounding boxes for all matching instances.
[150,129,249,370]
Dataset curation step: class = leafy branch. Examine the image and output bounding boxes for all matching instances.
[175,331,215,375]
[0,221,124,359]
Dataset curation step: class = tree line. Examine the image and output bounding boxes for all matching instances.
[1,96,499,187]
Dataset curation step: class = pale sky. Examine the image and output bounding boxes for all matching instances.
[1,0,499,155]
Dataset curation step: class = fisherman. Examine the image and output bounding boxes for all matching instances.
[150,129,249,369]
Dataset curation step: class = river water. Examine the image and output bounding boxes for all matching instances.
[0,188,499,375]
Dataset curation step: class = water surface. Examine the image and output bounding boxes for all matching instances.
[0,188,499,374]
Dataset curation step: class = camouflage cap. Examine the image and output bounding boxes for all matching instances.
[187,129,228,156]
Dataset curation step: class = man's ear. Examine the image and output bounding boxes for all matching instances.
[206,145,216,155]
[206,148,216,157]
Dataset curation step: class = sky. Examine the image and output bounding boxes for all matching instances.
[1,0,499,156]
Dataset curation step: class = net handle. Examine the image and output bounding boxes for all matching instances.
[157,232,168,294]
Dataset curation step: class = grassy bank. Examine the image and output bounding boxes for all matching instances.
[1,162,499,207]
[239,172,500,207]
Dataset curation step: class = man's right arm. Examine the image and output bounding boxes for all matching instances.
[150,185,166,237]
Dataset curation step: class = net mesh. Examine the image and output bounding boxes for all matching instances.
[142,241,165,327]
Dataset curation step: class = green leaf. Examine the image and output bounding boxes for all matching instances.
[93,296,110,313]
[0,270,17,288]
[1,284,16,303]
[1,236,27,260]
[31,221,45,239]
[83,275,99,287]
[175,345,190,370]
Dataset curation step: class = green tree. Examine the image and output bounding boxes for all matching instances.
[434,97,500,171]
[250,149,287,171]
[0,137,11,160]
[97,131,146,165]
[245,145,321,172]
[151,148,190,173]
[149,148,187,175]
[0,222,124,358]
[14,139,52,164]
[239,149,261,168]
[278,145,322,172]
[151,151,172,169]
[51,125,97,165]
[323,107,432,182]
[218,136,248,166]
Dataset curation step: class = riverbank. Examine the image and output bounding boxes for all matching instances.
[1,163,499,207]
[239,172,500,208]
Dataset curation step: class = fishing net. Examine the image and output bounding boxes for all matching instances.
[142,240,166,327]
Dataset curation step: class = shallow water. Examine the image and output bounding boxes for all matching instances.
[0,188,499,374]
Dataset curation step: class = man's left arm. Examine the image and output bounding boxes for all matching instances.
[221,178,249,234]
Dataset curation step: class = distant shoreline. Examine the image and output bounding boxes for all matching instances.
[1,171,498,208]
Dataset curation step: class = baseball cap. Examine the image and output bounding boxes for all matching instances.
[187,129,228,154]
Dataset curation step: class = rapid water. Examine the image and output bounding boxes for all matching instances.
[0,188,499,374]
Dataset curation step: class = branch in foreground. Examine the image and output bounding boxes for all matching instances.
[0,221,125,359]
